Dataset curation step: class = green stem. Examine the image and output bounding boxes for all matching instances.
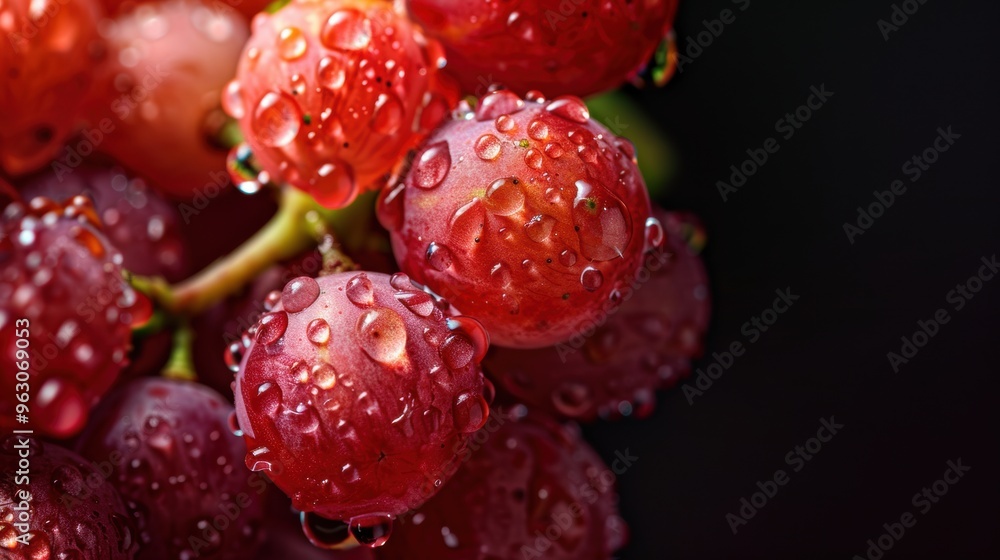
[162,324,197,382]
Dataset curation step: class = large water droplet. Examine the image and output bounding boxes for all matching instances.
[544,142,565,159]
[372,93,404,135]
[411,141,450,189]
[255,311,288,345]
[474,134,502,160]
[546,96,590,123]
[528,119,549,140]
[453,392,489,433]
[645,216,665,251]
[349,514,394,548]
[282,277,320,312]
[559,249,578,267]
[446,316,489,363]
[252,92,301,147]
[525,148,543,169]
[395,290,434,317]
[277,26,307,60]
[484,177,524,216]
[449,198,485,248]
[322,9,372,51]
[495,114,516,133]
[580,266,604,291]
[426,242,453,271]
[357,308,408,364]
[224,341,244,372]
[317,55,347,89]
[222,80,245,119]
[573,180,630,261]
[312,362,337,390]
[346,273,375,307]
[254,381,283,416]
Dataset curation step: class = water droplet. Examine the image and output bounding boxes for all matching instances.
[282,277,320,312]
[389,272,412,291]
[449,198,485,248]
[307,318,331,346]
[484,177,524,216]
[372,93,404,135]
[524,214,556,243]
[254,382,283,416]
[553,382,591,416]
[317,55,347,89]
[645,216,665,250]
[475,90,525,121]
[322,9,372,51]
[51,465,84,496]
[289,73,307,96]
[474,134,502,160]
[395,290,434,317]
[446,316,489,363]
[490,262,512,288]
[559,249,578,267]
[528,119,549,140]
[544,142,564,159]
[495,114,515,133]
[453,392,489,433]
[345,273,374,307]
[255,312,288,344]
[580,266,604,291]
[283,403,321,433]
[301,512,350,549]
[246,446,276,472]
[277,26,308,60]
[440,334,473,369]
[411,141,450,189]
[426,242,453,271]
[546,96,590,123]
[573,180,631,261]
[252,91,301,147]
[357,308,408,364]
[349,514,393,548]
[525,148,543,169]
[222,80,245,119]
[312,362,337,390]
[578,145,598,164]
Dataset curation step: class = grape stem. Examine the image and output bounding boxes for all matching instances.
[132,187,358,317]
[161,323,197,381]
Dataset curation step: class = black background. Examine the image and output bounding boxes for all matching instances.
[584,0,1000,558]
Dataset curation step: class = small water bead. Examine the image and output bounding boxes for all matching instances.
[446,316,489,363]
[524,148,543,169]
[484,177,525,216]
[301,512,350,549]
[349,514,394,548]
[580,266,604,291]
[252,91,301,147]
[254,381,283,416]
[577,145,598,164]
[311,362,337,390]
[395,290,435,317]
[321,9,372,51]
[525,90,546,103]
[357,308,408,364]
[254,311,288,345]
[490,261,512,288]
[277,26,307,60]
[222,80,245,119]
[524,214,556,243]
[264,289,282,311]
[389,272,412,291]
[495,114,515,133]
[245,446,276,473]
[411,141,450,189]
[559,249,578,267]
[283,403,321,433]
[345,273,375,307]
[425,242,453,271]
[546,96,590,123]
[474,90,525,121]
[317,56,347,89]
[282,276,320,312]
[644,216,665,250]
[544,142,564,159]
[306,318,331,346]
[528,119,549,140]
[474,134,502,160]
[223,341,244,372]
[372,93,404,135]
[452,392,489,433]
[289,73,307,96]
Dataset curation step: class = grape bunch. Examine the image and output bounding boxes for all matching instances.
[0,0,705,558]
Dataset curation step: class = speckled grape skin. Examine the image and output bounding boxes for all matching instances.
[234,271,489,522]
[0,198,139,438]
[224,0,460,208]
[484,210,711,420]
[0,437,137,559]
[0,0,105,176]
[19,165,189,282]
[75,378,266,560]
[406,0,679,97]
[380,90,656,348]
[375,411,627,560]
